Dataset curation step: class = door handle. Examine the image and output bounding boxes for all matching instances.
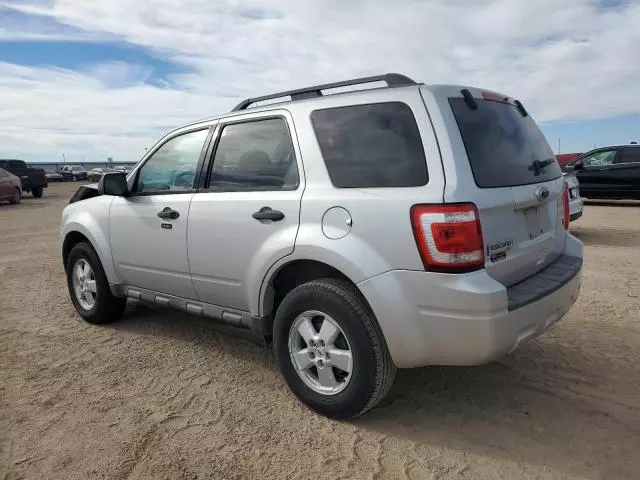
[157,207,180,220]
[252,207,285,222]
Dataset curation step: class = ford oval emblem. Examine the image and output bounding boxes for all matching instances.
[535,186,550,201]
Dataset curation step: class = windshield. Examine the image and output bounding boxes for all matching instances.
[449,97,561,188]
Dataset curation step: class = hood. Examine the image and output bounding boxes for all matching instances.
[69,183,100,204]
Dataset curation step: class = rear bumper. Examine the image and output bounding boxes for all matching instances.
[357,234,583,368]
[569,197,583,220]
[570,211,582,222]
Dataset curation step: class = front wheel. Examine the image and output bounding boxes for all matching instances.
[66,242,126,324]
[273,278,396,419]
[9,188,20,204]
[32,187,43,198]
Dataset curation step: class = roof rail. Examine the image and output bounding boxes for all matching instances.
[231,73,417,112]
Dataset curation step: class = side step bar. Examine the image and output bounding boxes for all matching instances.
[110,284,273,340]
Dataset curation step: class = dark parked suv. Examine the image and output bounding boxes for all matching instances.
[562,145,640,200]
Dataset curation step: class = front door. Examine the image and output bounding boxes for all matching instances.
[575,148,617,198]
[109,127,211,299]
[187,113,303,312]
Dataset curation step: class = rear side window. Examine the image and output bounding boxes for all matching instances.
[9,160,26,169]
[449,97,561,188]
[311,102,428,188]
[618,147,640,164]
[209,118,298,191]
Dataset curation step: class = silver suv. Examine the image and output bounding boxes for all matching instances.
[60,74,583,419]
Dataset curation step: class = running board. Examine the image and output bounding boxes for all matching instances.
[109,284,269,337]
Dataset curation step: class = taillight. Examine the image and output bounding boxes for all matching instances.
[410,204,484,272]
[562,184,570,229]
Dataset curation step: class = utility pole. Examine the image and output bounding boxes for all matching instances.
[557,138,561,154]
[61,153,66,164]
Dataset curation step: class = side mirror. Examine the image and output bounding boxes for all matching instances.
[98,172,128,196]
[573,160,584,170]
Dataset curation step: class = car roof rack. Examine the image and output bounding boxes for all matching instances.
[231,73,418,112]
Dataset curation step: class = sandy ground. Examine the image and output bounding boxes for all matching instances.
[1,182,639,480]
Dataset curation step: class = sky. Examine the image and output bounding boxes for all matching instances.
[0,0,639,163]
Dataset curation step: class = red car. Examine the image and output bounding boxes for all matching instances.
[0,166,23,204]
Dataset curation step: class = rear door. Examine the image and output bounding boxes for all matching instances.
[187,111,303,312]
[423,86,567,287]
[611,147,640,197]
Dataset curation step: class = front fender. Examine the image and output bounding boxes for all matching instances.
[60,196,118,283]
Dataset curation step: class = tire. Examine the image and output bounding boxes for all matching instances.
[273,278,396,419]
[32,187,43,198]
[66,242,126,324]
[9,188,20,205]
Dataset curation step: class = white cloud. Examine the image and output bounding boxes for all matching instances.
[0,0,639,161]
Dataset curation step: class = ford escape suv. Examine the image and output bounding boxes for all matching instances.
[60,73,583,419]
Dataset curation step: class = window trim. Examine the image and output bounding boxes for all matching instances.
[575,148,618,168]
[201,115,300,192]
[128,125,214,197]
[310,100,429,189]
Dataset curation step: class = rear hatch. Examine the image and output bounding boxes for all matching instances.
[424,86,567,287]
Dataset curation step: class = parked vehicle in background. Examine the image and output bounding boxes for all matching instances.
[0,159,47,198]
[58,165,89,181]
[562,145,640,200]
[0,167,22,204]
[60,73,583,419]
[563,172,583,222]
[113,165,132,174]
[46,172,64,182]
[87,168,117,182]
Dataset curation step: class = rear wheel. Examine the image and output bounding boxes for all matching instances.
[9,188,20,204]
[273,278,396,419]
[32,187,43,198]
[66,242,126,324]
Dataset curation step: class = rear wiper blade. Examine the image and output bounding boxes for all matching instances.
[528,158,555,176]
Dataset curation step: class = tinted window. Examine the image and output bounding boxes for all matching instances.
[8,160,27,169]
[619,147,640,164]
[209,118,298,191]
[136,129,209,193]
[311,102,428,188]
[581,150,617,166]
[449,98,561,188]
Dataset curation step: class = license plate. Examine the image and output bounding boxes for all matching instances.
[524,206,543,240]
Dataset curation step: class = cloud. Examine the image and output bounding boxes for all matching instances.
[0,0,639,162]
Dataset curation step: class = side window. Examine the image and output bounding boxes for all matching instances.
[135,129,209,193]
[9,160,26,169]
[617,148,640,164]
[310,102,428,188]
[209,118,298,191]
[581,150,617,166]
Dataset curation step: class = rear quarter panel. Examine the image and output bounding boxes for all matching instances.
[257,87,446,316]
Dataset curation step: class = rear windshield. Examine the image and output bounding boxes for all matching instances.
[449,97,561,188]
[311,102,428,188]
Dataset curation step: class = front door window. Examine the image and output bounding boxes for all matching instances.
[135,129,209,193]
